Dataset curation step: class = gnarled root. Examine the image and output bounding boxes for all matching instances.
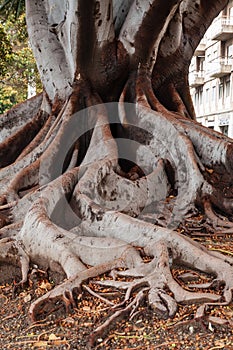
[204,199,233,231]
[0,237,29,284]
[89,287,147,347]
[1,73,233,348]
[76,194,233,313]
[28,251,140,323]
[8,165,144,323]
[119,72,233,228]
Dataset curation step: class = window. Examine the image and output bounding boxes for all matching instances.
[221,42,226,58]
[199,88,203,105]
[195,87,203,106]
[205,88,209,103]
[227,44,233,59]
[197,56,205,71]
[219,82,223,99]
[220,125,229,136]
[225,78,230,97]
[195,92,199,105]
[229,7,233,23]
[211,86,216,101]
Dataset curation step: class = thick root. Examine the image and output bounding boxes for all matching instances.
[0,93,43,142]
[72,157,169,219]
[120,74,233,226]
[204,199,233,230]
[0,237,29,284]
[0,108,49,168]
[95,239,222,317]
[76,193,233,308]
[28,256,129,322]
[15,166,143,276]
[1,73,233,347]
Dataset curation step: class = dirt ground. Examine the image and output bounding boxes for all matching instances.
[0,233,233,350]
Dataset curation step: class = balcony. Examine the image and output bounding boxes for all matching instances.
[194,39,206,56]
[208,57,232,78]
[189,71,205,87]
[210,16,233,41]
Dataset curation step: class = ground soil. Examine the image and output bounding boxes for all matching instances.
[0,226,233,350]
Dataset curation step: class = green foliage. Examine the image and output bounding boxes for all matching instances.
[0,10,42,114]
[0,85,17,114]
[0,0,25,19]
[0,22,12,76]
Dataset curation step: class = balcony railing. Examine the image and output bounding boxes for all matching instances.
[189,70,205,87]
[210,16,233,40]
[208,57,232,78]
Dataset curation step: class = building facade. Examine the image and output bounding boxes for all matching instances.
[189,1,233,138]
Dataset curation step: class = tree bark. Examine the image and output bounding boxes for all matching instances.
[0,0,233,347]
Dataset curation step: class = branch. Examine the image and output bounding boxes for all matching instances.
[119,0,181,69]
[45,1,80,80]
[112,0,134,35]
[0,93,43,141]
[26,0,74,102]
[152,0,229,91]
[181,0,229,55]
[158,6,183,59]
[94,0,115,44]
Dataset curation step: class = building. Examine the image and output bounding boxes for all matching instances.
[189,1,233,138]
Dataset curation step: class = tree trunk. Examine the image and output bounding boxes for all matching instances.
[1,0,233,346]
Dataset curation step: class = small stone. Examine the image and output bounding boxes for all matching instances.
[189,326,194,334]
[208,322,214,332]
[24,293,32,303]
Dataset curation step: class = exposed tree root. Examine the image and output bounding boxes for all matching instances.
[0,237,29,284]
[28,255,133,322]
[77,194,233,292]
[119,74,233,228]
[0,0,232,347]
[1,85,233,344]
[89,288,147,347]
[16,114,55,161]
[1,21,233,348]
[0,93,43,141]
[204,199,233,230]
[0,221,23,238]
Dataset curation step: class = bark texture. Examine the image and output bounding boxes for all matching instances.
[0,0,233,346]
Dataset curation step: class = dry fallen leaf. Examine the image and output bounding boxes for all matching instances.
[83,306,91,312]
[206,168,214,174]
[39,280,52,290]
[48,333,60,340]
[33,341,48,347]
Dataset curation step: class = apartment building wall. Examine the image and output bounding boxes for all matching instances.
[189,1,233,138]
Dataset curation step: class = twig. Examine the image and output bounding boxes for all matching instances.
[0,200,18,210]
[1,312,18,321]
[209,248,233,256]
[26,318,54,331]
[83,284,115,306]
[153,341,179,349]
[89,289,146,348]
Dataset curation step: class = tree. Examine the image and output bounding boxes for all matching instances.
[0,0,233,346]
